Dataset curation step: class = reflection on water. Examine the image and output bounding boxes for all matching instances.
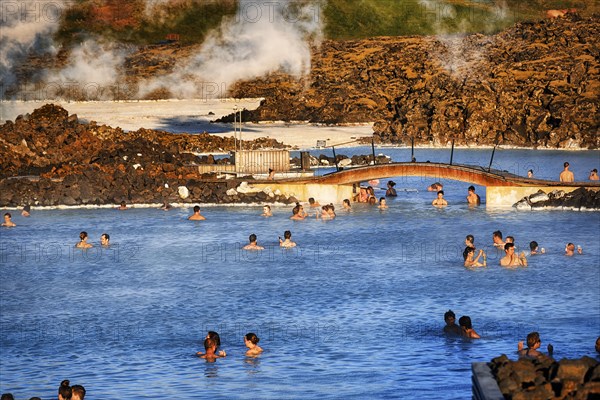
[0,149,599,399]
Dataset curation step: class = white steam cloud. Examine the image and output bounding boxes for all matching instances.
[0,0,64,98]
[140,0,323,98]
[417,0,512,76]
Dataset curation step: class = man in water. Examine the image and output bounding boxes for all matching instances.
[188,205,206,220]
[500,243,527,267]
[589,169,599,180]
[432,190,448,207]
[117,200,128,210]
[458,316,480,339]
[527,169,534,178]
[308,198,320,208]
[559,162,574,182]
[1,213,16,227]
[100,233,110,247]
[262,205,272,217]
[243,234,264,250]
[443,310,462,336]
[517,332,553,360]
[21,205,31,217]
[492,230,505,248]
[565,243,582,256]
[279,230,296,248]
[529,241,545,255]
[466,186,480,205]
[427,182,443,192]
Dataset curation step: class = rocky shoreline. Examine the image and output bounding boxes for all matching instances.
[0,104,296,207]
[514,188,600,211]
[489,354,599,399]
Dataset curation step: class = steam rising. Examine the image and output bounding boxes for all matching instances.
[140,0,323,98]
[0,0,63,98]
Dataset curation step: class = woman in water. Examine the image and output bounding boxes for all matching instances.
[386,181,397,197]
[459,316,480,339]
[463,247,486,267]
[197,331,226,357]
[317,205,332,220]
[342,199,352,210]
[244,332,263,356]
[58,380,72,400]
[290,203,306,220]
[76,231,93,248]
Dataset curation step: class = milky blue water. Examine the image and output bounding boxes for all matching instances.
[1,149,599,399]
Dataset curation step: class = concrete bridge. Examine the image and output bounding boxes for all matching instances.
[252,162,600,207]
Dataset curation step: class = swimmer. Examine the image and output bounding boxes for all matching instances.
[355,187,368,203]
[188,205,206,221]
[197,331,226,357]
[427,182,443,192]
[58,380,71,400]
[290,203,306,220]
[262,205,272,217]
[71,384,86,400]
[378,197,388,209]
[1,213,16,227]
[117,200,128,210]
[505,236,514,245]
[21,205,31,217]
[243,234,264,250]
[590,169,599,181]
[327,204,336,218]
[465,234,475,249]
[559,162,574,182]
[527,169,534,178]
[76,231,93,249]
[267,168,276,180]
[464,247,486,267]
[500,243,527,267]
[529,241,545,255]
[197,337,225,361]
[368,196,377,205]
[342,199,352,210]
[308,197,320,208]
[100,233,110,247]
[518,332,553,360]
[432,190,448,207]
[443,310,462,336]
[317,205,332,220]
[279,230,296,248]
[565,242,582,256]
[458,316,480,339]
[466,186,481,206]
[244,332,263,356]
[386,181,397,197]
[492,230,505,248]
[366,186,376,203]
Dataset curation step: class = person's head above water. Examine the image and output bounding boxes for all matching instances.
[79,231,88,241]
[529,241,538,251]
[193,205,200,213]
[284,230,292,239]
[493,230,503,240]
[458,316,473,329]
[504,242,515,252]
[207,331,221,347]
[444,310,456,323]
[244,332,260,345]
[249,233,257,243]
[526,332,540,348]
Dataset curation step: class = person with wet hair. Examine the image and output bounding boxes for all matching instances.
[198,337,225,361]
[197,331,226,358]
[76,231,93,249]
[100,233,110,247]
[500,243,527,267]
[529,241,545,255]
[1,213,16,227]
[244,332,263,356]
[188,205,206,221]
[492,230,505,248]
[71,384,86,400]
[517,331,553,360]
[432,190,447,207]
[378,197,388,210]
[58,380,72,400]
[466,186,480,205]
[279,230,296,248]
[458,316,480,339]
[243,233,264,250]
[290,203,306,220]
[559,161,574,182]
[21,205,31,217]
[342,199,352,210]
[261,205,272,217]
[386,181,397,197]
[464,247,486,267]
[443,310,461,336]
[317,205,332,220]
[308,197,320,208]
